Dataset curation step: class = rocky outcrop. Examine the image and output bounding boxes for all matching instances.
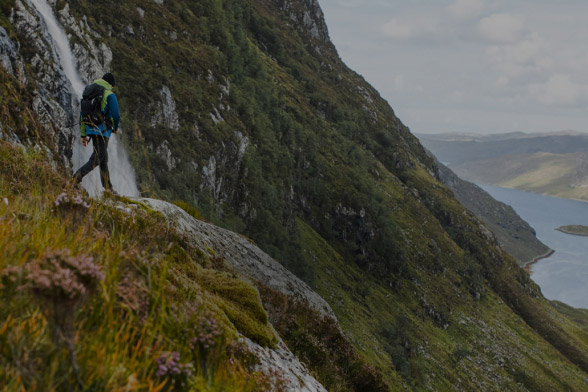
[140,198,337,320]
[0,26,21,78]
[10,0,74,166]
[54,2,113,82]
[200,131,249,205]
[243,336,327,392]
[274,0,330,43]
[141,197,334,391]
[150,85,180,131]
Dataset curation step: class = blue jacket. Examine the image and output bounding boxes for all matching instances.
[80,78,120,138]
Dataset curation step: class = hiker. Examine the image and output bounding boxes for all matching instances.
[73,73,120,194]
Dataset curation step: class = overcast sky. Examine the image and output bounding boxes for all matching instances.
[319,0,588,134]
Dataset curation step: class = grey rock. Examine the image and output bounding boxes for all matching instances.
[13,0,75,163]
[199,133,249,205]
[275,0,330,43]
[0,26,18,76]
[155,140,177,170]
[56,3,113,82]
[150,85,180,130]
[243,336,327,392]
[140,198,337,320]
[210,107,224,124]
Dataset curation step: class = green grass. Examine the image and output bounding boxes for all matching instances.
[0,140,278,391]
[7,1,588,389]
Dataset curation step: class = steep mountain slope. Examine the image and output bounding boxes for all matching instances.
[4,0,588,390]
[435,159,551,265]
[0,138,336,391]
[418,131,588,200]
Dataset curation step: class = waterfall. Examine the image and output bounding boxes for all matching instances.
[29,0,140,198]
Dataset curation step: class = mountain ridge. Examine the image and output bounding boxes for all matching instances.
[3,0,588,390]
[418,131,588,200]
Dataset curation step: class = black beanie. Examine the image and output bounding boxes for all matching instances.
[102,73,115,87]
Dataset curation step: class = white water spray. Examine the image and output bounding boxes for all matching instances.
[29,0,139,198]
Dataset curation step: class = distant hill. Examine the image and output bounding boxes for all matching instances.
[435,159,552,266]
[417,131,588,201]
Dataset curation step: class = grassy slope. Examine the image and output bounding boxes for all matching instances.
[0,126,279,390]
[436,160,551,265]
[5,1,588,390]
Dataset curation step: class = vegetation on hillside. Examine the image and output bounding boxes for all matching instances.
[435,159,551,265]
[0,139,281,391]
[4,0,588,390]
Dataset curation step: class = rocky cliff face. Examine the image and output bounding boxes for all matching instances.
[141,198,330,391]
[4,0,588,390]
[2,0,113,168]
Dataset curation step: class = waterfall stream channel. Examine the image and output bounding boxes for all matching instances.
[30,0,139,197]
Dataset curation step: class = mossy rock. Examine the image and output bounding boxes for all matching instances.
[199,270,276,347]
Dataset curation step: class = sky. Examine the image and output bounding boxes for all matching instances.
[319,0,588,134]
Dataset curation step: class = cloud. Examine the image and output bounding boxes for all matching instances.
[380,18,417,40]
[486,33,546,78]
[529,74,586,107]
[476,13,526,43]
[378,1,486,43]
[449,0,486,20]
[326,0,588,132]
[380,16,438,41]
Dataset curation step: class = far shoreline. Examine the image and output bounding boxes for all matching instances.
[476,183,588,204]
[524,249,555,273]
[556,226,588,237]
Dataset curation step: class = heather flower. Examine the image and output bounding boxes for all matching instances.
[154,351,193,384]
[22,249,104,300]
[54,191,91,209]
[190,311,223,351]
[55,192,68,207]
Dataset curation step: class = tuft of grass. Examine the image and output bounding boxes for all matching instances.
[173,200,206,221]
[0,140,279,391]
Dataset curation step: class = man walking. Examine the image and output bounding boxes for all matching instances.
[73,72,120,194]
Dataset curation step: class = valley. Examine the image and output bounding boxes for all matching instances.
[417,131,588,201]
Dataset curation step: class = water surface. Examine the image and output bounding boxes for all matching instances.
[479,184,588,309]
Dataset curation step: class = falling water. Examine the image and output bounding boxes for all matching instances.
[29,0,139,197]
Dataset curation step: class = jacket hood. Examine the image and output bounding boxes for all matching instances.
[94,78,113,90]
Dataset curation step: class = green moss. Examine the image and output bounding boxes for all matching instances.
[200,270,276,347]
[173,200,206,221]
[258,284,390,391]
[0,141,279,390]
